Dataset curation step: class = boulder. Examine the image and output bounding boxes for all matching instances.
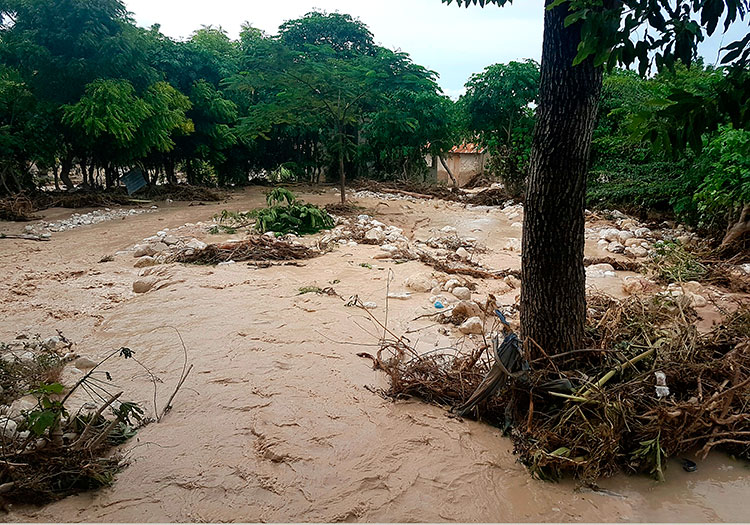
[364,228,385,243]
[443,279,460,292]
[456,247,471,260]
[73,356,97,369]
[452,300,482,320]
[607,242,625,254]
[405,273,435,293]
[624,246,648,258]
[624,237,647,247]
[459,316,484,335]
[633,227,651,238]
[599,228,621,242]
[452,286,472,300]
[617,231,635,243]
[133,278,156,294]
[186,238,207,251]
[133,244,155,258]
[134,256,157,268]
[162,235,179,246]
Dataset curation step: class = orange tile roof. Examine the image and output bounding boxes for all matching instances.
[449,142,486,154]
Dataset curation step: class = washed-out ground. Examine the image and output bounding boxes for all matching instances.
[1,185,748,522]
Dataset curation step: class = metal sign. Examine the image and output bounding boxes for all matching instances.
[121,168,147,195]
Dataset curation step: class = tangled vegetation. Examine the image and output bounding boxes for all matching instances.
[253,188,334,236]
[373,293,750,482]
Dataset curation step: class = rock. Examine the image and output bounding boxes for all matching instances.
[430,286,443,295]
[0,417,17,438]
[443,279,460,292]
[364,228,385,243]
[607,242,625,254]
[380,244,399,254]
[440,225,457,234]
[510,222,522,229]
[133,278,156,294]
[459,316,484,335]
[492,281,513,295]
[688,293,708,307]
[677,235,693,246]
[42,336,62,350]
[507,212,520,220]
[586,263,616,278]
[363,301,377,309]
[186,238,207,251]
[504,238,522,252]
[634,227,651,238]
[599,228,621,242]
[624,237,647,247]
[73,356,97,369]
[619,219,638,231]
[133,244,155,257]
[622,277,650,295]
[162,235,179,245]
[456,247,471,260]
[452,300,482,320]
[62,432,78,443]
[134,255,157,268]
[624,246,648,258]
[151,242,170,253]
[405,273,435,293]
[387,292,411,300]
[597,239,610,249]
[357,214,371,222]
[683,281,703,294]
[452,286,472,300]
[617,231,634,243]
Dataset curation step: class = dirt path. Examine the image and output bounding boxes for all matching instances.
[1,187,748,522]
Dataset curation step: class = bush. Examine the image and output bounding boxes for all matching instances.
[254,188,334,235]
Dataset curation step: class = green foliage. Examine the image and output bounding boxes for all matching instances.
[645,241,708,283]
[254,188,334,235]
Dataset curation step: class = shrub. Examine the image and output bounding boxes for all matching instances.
[254,188,334,235]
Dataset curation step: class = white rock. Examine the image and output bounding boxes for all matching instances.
[364,228,385,243]
[634,227,651,238]
[617,231,635,243]
[363,301,377,309]
[134,256,157,268]
[440,225,457,234]
[597,239,610,248]
[459,316,484,335]
[133,244,155,258]
[186,239,207,251]
[73,356,97,369]
[380,244,399,254]
[357,214,371,222]
[624,246,648,258]
[387,292,411,300]
[511,222,522,229]
[405,273,435,293]
[600,228,621,242]
[444,279,460,292]
[0,417,18,439]
[607,242,625,254]
[456,247,471,260]
[624,237,646,247]
[452,286,472,300]
[42,336,62,351]
[507,212,520,220]
[452,300,482,320]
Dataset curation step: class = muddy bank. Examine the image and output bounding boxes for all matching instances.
[1,187,748,522]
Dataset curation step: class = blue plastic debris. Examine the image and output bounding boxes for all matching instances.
[434,301,444,309]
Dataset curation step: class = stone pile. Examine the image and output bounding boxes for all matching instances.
[25,207,156,236]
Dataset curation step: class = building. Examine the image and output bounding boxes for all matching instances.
[431,143,488,187]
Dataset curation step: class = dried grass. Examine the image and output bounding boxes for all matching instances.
[176,235,317,264]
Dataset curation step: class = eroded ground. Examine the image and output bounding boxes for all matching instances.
[1,186,749,522]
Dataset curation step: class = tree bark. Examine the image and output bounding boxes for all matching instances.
[520,0,603,354]
[59,154,74,190]
[439,155,458,187]
[719,203,749,253]
[338,128,346,204]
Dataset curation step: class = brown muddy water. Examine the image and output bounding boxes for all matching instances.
[0,186,748,522]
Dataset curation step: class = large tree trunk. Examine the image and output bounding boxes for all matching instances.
[520,0,603,354]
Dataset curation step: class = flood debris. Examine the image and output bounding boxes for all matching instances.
[177,235,317,264]
[371,292,750,482]
[0,330,192,504]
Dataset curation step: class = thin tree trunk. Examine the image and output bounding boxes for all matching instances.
[520,0,603,354]
[59,154,74,190]
[439,155,458,187]
[719,203,749,252]
[339,128,346,204]
[52,164,60,191]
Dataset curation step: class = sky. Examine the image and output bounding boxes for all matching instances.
[124,0,748,99]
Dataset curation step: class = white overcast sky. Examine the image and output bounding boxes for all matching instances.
[124,0,748,99]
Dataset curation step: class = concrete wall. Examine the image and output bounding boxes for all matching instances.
[435,152,486,187]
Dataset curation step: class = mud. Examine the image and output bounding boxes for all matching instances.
[1,186,748,522]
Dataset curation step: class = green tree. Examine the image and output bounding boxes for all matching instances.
[445,0,749,354]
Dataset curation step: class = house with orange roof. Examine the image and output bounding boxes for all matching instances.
[429,142,488,187]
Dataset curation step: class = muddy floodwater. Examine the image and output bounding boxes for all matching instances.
[1,186,748,522]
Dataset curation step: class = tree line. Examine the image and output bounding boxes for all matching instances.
[0,1,456,201]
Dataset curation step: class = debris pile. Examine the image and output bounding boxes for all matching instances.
[373,292,750,482]
[177,235,317,265]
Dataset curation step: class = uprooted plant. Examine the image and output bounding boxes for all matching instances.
[254,188,334,235]
[0,331,193,503]
[367,292,750,483]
